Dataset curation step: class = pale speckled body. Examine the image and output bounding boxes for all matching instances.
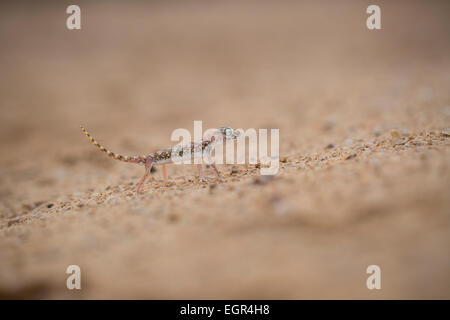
[147,140,215,165]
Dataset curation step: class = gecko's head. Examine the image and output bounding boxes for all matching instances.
[218,126,240,140]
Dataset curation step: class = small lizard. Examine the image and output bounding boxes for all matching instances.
[80,126,240,193]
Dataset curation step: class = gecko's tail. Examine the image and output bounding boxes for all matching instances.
[80,126,144,164]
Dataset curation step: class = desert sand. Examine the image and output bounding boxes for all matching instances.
[0,1,449,299]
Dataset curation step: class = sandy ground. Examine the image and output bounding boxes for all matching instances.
[0,1,449,299]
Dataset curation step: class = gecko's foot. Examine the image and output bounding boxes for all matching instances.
[163,179,175,186]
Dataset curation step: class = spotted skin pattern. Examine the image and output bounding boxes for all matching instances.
[80,126,240,194]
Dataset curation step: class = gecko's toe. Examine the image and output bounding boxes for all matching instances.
[164,179,175,186]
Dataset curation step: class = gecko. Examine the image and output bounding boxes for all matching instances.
[80,126,240,194]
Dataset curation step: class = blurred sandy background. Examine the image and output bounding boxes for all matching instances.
[0,0,449,299]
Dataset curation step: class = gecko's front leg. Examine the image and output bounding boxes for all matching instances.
[210,164,224,182]
[203,147,223,182]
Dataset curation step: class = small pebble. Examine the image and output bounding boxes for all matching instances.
[390,130,401,140]
[270,196,290,215]
[323,117,336,131]
[393,138,407,146]
[167,213,179,223]
[374,127,383,137]
[253,175,274,185]
[440,129,450,137]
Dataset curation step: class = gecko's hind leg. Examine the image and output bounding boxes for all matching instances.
[197,164,207,182]
[162,164,169,184]
[136,158,153,194]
